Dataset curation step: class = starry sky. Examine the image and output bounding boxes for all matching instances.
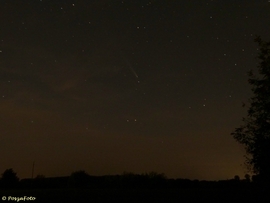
[0,0,270,180]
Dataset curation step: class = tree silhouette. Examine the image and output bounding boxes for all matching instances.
[0,168,19,189]
[234,175,240,182]
[231,36,270,182]
[244,174,251,182]
[68,170,90,188]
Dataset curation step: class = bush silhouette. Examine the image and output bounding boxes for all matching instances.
[0,168,19,189]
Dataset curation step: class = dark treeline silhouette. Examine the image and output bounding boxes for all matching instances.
[1,169,270,203]
[19,171,168,189]
[0,168,260,190]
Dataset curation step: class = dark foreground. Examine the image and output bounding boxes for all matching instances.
[0,187,269,203]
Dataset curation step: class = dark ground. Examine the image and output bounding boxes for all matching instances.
[0,187,269,203]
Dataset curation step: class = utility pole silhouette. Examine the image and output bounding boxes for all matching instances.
[31,161,35,179]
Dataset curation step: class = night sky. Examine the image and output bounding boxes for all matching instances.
[1,0,270,180]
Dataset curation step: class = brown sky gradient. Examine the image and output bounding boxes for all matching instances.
[0,0,269,180]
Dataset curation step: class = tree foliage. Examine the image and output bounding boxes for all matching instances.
[231,36,270,181]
